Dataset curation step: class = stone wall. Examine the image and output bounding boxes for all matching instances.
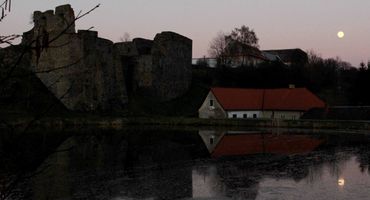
[3,4,193,112]
[116,32,192,101]
[0,45,31,75]
[150,32,192,100]
[22,5,128,112]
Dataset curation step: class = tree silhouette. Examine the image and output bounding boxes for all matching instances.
[209,25,260,67]
[208,31,230,67]
[228,25,259,48]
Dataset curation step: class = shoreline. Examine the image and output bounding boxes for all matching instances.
[2,117,370,132]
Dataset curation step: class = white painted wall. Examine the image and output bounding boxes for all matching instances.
[198,91,227,118]
[227,110,303,120]
[227,111,262,119]
[268,111,303,120]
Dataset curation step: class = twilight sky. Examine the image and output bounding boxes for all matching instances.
[2,0,370,66]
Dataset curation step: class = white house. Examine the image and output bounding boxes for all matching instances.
[198,87,325,120]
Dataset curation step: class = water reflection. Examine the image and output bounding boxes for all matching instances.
[1,128,370,199]
[0,129,69,200]
[198,130,324,157]
[29,130,203,200]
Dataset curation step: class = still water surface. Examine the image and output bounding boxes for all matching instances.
[1,128,370,199]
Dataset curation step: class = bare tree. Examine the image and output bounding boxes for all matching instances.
[228,25,259,66]
[0,0,20,46]
[229,25,259,48]
[209,26,260,67]
[119,32,131,42]
[0,0,11,22]
[208,32,231,67]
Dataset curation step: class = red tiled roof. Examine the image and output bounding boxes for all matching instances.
[211,134,323,158]
[211,87,325,111]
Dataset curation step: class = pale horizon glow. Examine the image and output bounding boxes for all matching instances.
[1,0,370,66]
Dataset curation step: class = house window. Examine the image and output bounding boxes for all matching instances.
[210,137,214,145]
[232,114,237,118]
[209,99,214,106]
[243,114,247,118]
[253,114,257,118]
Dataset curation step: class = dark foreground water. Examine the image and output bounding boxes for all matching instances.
[1,127,370,200]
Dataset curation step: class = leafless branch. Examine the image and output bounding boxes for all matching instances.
[0,4,100,87]
[0,34,20,45]
[0,0,11,22]
[47,4,100,45]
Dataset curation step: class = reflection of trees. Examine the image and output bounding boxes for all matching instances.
[326,152,350,178]
[320,132,370,175]
[213,154,316,200]
[356,146,370,173]
[216,162,260,200]
[194,147,354,200]
[304,149,351,184]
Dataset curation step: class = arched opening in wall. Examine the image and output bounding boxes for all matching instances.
[121,56,135,94]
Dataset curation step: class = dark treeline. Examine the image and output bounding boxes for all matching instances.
[194,52,370,106]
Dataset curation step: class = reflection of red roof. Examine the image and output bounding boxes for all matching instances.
[211,134,323,158]
[211,87,325,111]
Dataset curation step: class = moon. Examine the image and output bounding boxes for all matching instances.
[337,31,345,39]
[338,178,345,186]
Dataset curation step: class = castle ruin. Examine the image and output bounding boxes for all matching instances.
[16,4,192,112]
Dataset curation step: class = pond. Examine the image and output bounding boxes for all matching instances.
[1,127,370,199]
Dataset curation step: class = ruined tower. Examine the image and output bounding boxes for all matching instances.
[114,32,192,101]
[17,4,192,112]
[23,5,128,112]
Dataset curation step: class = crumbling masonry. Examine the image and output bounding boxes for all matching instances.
[18,4,192,112]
